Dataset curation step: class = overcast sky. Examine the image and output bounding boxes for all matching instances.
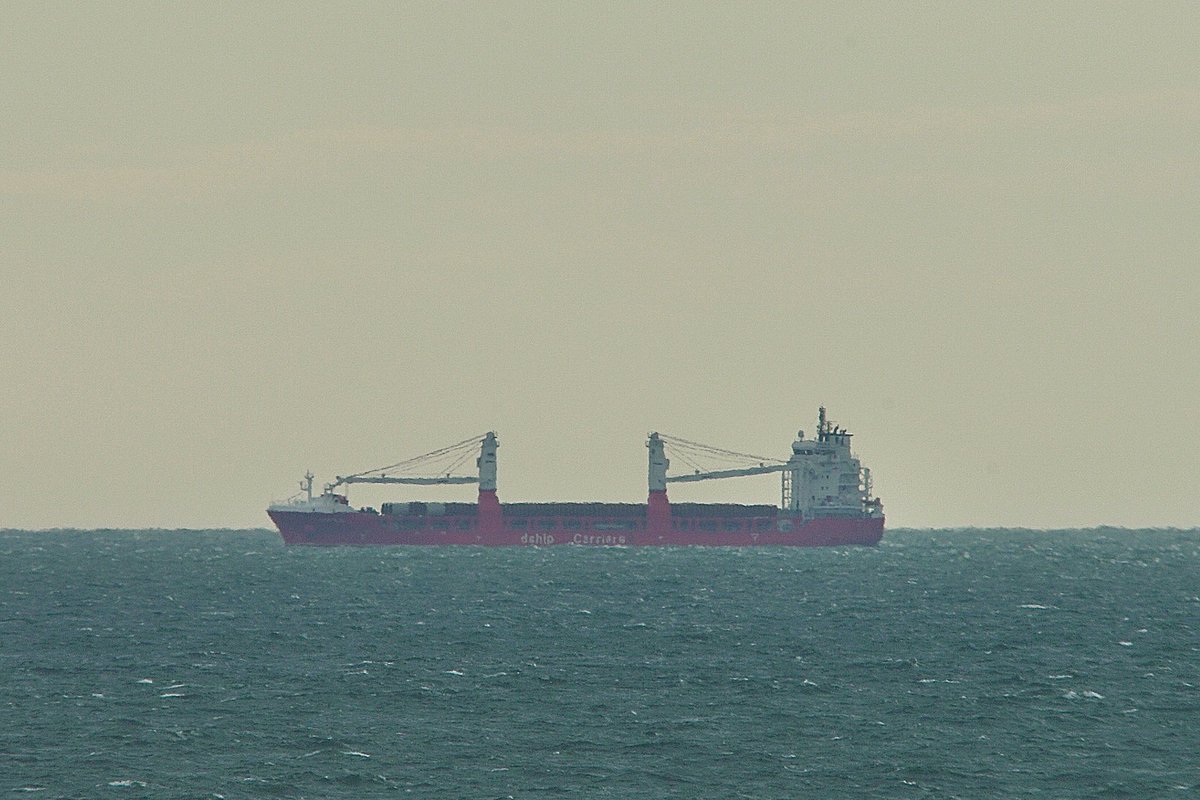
[3,2,1197,529]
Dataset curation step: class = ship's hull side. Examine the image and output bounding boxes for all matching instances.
[268,506,883,547]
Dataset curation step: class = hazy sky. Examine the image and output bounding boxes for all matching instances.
[4,3,1198,529]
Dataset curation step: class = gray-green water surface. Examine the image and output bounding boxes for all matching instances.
[2,529,1197,798]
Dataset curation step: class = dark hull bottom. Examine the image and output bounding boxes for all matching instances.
[268,510,883,547]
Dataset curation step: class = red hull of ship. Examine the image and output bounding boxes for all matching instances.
[268,492,883,547]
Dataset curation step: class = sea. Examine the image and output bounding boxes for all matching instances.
[1,528,1197,799]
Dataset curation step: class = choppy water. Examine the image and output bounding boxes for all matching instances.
[2,529,1198,798]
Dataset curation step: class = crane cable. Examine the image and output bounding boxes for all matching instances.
[336,433,489,484]
[656,433,785,474]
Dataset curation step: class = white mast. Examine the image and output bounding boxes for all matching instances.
[647,432,669,492]
[477,431,498,491]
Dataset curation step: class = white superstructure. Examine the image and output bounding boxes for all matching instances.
[780,407,881,519]
[655,407,882,519]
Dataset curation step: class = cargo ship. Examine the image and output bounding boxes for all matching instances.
[267,408,884,547]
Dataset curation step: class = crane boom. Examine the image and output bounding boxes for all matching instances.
[666,463,789,483]
[333,475,479,487]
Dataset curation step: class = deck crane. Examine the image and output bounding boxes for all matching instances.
[652,432,789,484]
[665,462,790,483]
[333,475,479,486]
[327,433,494,495]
